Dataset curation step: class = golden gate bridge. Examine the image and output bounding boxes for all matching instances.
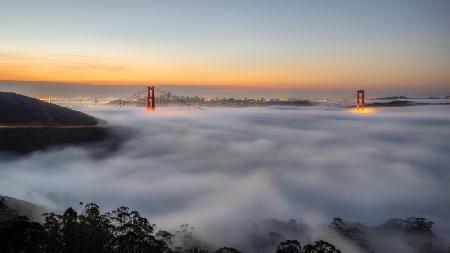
[39,85,377,112]
[116,85,207,111]
[117,85,376,112]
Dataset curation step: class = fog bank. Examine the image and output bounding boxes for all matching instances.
[1,106,449,251]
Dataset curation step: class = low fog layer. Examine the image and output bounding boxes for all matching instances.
[1,106,449,250]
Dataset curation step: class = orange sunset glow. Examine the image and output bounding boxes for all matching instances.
[1,49,449,88]
[0,0,449,93]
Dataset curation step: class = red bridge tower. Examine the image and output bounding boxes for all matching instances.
[356,89,365,111]
[147,86,155,111]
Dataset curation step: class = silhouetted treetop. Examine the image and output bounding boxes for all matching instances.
[214,247,243,253]
[276,240,302,253]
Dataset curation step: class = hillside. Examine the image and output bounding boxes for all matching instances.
[0,92,97,126]
[0,92,109,152]
[0,195,48,222]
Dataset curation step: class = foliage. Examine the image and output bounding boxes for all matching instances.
[0,196,5,209]
[0,203,171,253]
[303,240,341,253]
[275,240,341,253]
[329,218,368,250]
[276,240,302,253]
[404,217,434,233]
[213,247,242,253]
[0,202,348,253]
[0,216,46,252]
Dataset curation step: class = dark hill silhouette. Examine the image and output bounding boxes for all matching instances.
[0,196,48,223]
[0,92,97,126]
[0,92,110,152]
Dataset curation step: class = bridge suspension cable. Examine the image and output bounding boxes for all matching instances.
[119,86,375,112]
[155,86,206,111]
[117,86,207,111]
[326,89,377,110]
[117,87,147,107]
[326,91,356,110]
[364,92,377,102]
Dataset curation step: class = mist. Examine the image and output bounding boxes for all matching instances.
[1,105,449,252]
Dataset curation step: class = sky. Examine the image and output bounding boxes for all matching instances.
[1,0,450,92]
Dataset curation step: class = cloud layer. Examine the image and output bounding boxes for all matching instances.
[1,106,450,250]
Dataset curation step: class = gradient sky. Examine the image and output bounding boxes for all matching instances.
[1,0,450,90]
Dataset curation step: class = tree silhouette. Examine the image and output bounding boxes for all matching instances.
[1,203,173,253]
[276,240,302,253]
[179,248,209,253]
[275,239,342,253]
[404,217,433,233]
[214,247,242,253]
[0,216,46,253]
[12,203,442,253]
[303,240,341,253]
[0,196,5,209]
[42,212,63,252]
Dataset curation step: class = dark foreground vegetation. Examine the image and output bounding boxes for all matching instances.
[0,197,448,253]
[0,198,340,253]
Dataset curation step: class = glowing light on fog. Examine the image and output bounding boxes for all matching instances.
[145,107,197,116]
[349,108,377,114]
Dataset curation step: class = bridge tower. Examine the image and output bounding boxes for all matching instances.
[356,89,365,111]
[147,86,155,111]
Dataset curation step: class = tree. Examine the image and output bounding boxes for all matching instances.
[61,207,81,253]
[181,248,209,253]
[174,224,203,250]
[0,196,5,209]
[44,203,172,253]
[42,212,63,253]
[111,205,173,253]
[404,217,433,233]
[0,216,46,253]
[214,247,242,253]
[303,240,341,253]
[329,218,368,250]
[276,240,303,253]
